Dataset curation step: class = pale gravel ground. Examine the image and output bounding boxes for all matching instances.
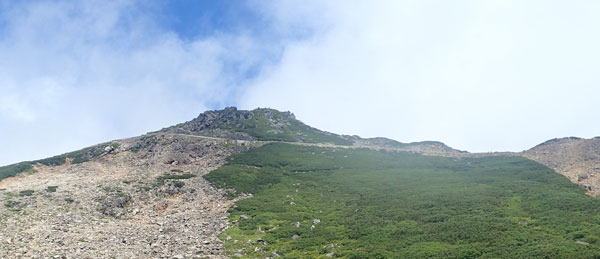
[521,137,600,196]
[0,134,253,258]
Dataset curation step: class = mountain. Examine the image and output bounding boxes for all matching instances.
[1,107,600,258]
[161,107,465,155]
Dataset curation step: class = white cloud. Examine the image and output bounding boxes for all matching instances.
[241,0,600,152]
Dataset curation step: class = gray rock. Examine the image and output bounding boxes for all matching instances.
[104,146,115,153]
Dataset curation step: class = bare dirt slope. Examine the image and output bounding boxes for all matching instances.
[522,137,600,196]
[0,134,254,258]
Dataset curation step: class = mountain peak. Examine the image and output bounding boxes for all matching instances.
[162,107,350,145]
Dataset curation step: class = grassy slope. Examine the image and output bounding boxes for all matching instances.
[230,110,352,145]
[205,143,600,258]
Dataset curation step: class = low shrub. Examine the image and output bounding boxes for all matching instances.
[19,190,34,196]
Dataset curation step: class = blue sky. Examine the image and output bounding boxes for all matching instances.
[156,1,265,40]
[1,0,600,165]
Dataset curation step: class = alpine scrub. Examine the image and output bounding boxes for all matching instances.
[206,143,600,258]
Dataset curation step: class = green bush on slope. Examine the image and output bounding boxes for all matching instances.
[0,142,119,181]
[205,143,600,258]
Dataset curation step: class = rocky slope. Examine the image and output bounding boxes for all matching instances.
[0,134,254,258]
[522,137,600,196]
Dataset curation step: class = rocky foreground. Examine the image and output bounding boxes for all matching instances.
[0,134,252,258]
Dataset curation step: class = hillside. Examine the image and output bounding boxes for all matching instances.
[522,137,600,196]
[207,143,600,258]
[1,107,600,258]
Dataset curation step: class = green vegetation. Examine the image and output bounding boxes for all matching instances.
[46,186,58,193]
[68,143,119,164]
[4,200,19,208]
[0,142,119,181]
[205,143,600,258]
[0,162,36,181]
[177,108,353,145]
[18,190,34,196]
[3,200,21,212]
[225,109,352,145]
[33,144,109,166]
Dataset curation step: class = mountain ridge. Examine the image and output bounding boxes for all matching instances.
[1,107,596,183]
[160,107,465,155]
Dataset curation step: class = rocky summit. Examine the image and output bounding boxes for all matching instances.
[1,107,600,258]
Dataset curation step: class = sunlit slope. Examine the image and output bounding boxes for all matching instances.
[206,143,600,258]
